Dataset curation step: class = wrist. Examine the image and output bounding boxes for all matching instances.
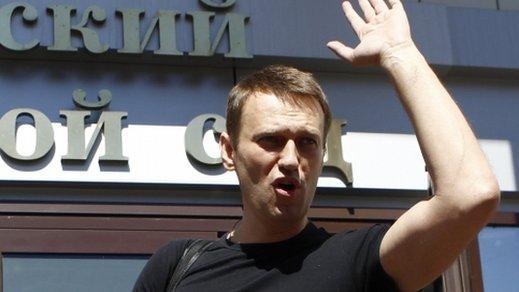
[380,41,425,73]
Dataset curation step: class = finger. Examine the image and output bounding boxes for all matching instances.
[359,0,376,22]
[342,1,365,37]
[369,0,389,14]
[327,41,355,63]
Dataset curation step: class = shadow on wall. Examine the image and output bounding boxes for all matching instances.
[0,59,233,126]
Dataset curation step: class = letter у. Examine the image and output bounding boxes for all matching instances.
[0,109,54,161]
[60,111,128,164]
[185,114,226,165]
[47,5,108,53]
[117,9,181,55]
[0,3,39,50]
[323,119,353,186]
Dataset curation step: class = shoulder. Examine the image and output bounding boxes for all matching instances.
[321,224,390,251]
[335,224,390,244]
[144,239,195,273]
[328,224,398,291]
[132,239,192,292]
[155,239,193,260]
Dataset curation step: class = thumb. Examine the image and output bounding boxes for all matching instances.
[327,41,355,63]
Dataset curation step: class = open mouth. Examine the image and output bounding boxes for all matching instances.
[273,178,300,196]
[278,182,296,191]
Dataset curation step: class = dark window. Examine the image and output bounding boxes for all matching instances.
[479,227,519,291]
[2,254,148,292]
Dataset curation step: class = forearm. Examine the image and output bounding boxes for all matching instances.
[382,42,500,206]
[377,43,500,291]
[329,1,501,289]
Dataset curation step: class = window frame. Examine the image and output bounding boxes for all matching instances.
[0,200,516,291]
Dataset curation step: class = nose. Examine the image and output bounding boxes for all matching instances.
[278,140,299,173]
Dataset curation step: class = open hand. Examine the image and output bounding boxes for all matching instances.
[327,0,414,67]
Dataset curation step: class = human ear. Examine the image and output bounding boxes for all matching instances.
[220,132,235,171]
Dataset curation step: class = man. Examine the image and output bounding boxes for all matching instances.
[134,0,500,291]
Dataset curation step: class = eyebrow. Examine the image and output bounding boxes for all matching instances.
[252,128,322,140]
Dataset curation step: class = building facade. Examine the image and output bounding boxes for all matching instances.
[0,0,518,291]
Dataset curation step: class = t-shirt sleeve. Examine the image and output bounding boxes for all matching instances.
[339,224,398,292]
[361,224,398,291]
[132,239,190,292]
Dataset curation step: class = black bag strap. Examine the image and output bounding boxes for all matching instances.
[166,239,213,292]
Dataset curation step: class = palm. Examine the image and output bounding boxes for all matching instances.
[328,0,412,67]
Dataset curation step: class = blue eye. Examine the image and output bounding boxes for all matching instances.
[299,137,317,147]
[258,136,283,149]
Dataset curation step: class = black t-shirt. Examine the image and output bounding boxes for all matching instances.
[133,223,397,292]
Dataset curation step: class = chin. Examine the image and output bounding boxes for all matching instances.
[271,206,306,224]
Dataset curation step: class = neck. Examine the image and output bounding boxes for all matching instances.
[229,215,309,244]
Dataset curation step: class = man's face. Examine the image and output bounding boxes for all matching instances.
[221,93,325,227]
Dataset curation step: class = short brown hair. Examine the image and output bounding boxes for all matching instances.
[226,65,332,145]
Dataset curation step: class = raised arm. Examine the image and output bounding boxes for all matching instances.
[327,0,500,291]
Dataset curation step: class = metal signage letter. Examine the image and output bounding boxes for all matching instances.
[0,2,39,51]
[0,108,54,161]
[199,0,237,9]
[72,88,111,109]
[185,113,226,165]
[47,5,108,53]
[60,111,128,163]
[187,11,251,58]
[323,119,353,185]
[117,9,182,55]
